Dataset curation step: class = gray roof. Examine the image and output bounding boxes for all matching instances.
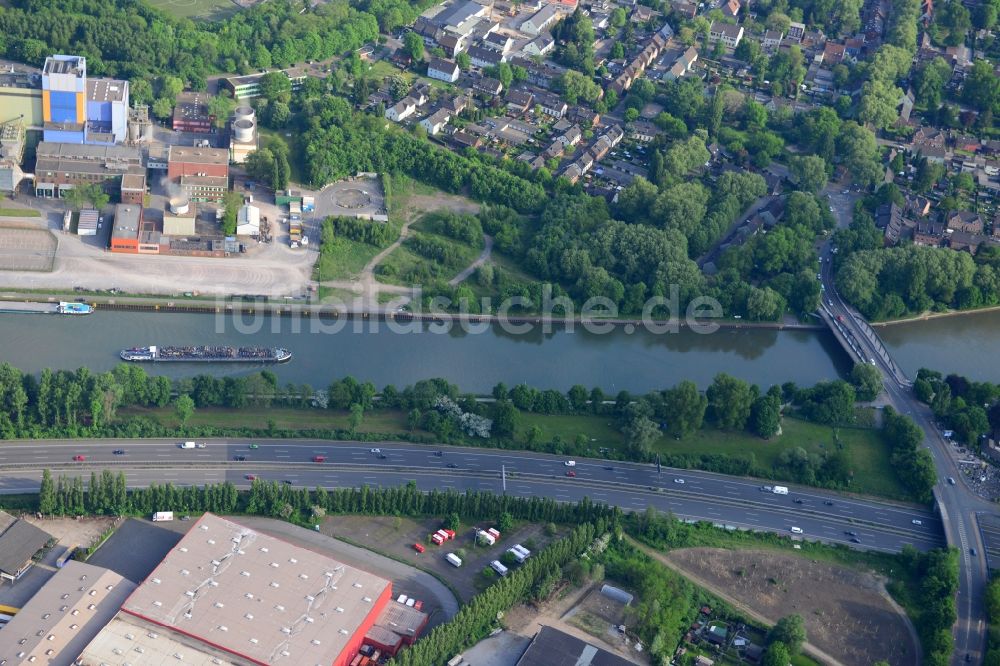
[516,626,638,666]
[0,518,51,575]
[434,0,483,27]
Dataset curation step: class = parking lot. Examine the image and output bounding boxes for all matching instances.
[314,174,387,221]
[0,226,57,272]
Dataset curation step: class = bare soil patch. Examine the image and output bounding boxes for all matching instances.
[24,515,115,549]
[666,547,918,666]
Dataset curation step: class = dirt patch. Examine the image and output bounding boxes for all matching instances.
[324,515,555,602]
[406,193,480,218]
[24,515,115,550]
[666,548,918,666]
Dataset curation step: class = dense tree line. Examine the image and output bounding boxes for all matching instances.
[985,576,1000,666]
[914,369,996,445]
[894,545,959,666]
[322,215,396,248]
[882,406,938,502]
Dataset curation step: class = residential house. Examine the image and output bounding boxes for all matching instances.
[721,0,741,18]
[822,41,847,65]
[786,21,806,42]
[763,30,783,49]
[521,4,563,36]
[589,134,614,161]
[672,2,698,19]
[558,125,583,147]
[904,193,932,217]
[631,5,659,22]
[506,89,535,114]
[427,57,461,83]
[898,89,916,123]
[562,163,583,184]
[629,119,662,143]
[535,92,568,118]
[468,45,505,69]
[708,22,744,48]
[385,97,418,121]
[420,109,452,135]
[473,76,504,96]
[569,106,600,126]
[522,33,556,57]
[451,130,482,149]
[913,220,945,246]
[483,31,514,53]
[663,46,699,81]
[444,95,471,114]
[949,230,990,254]
[946,210,984,234]
[438,34,467,58]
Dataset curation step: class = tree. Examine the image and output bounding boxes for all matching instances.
[837,121,882,187]
[762,641,791,666]
[497,511,514,532]
[557,70,602,105]
[661,381,707,438]
[859,78,903,129]
[444,512,461,531]
[621,411,660,457]
[610,6,627,27]
[850,362,883,401]
[707,374,754,430]
[174,394,195,426]
[404,31,424,61]
[259,72,292,104]
[456,52,471,70]
[963,60,1000,113]
[39,469,56,515]
[220,190,243,236]
[207,92,236,129]
[750,394,782,438]
[768,615,806,654]
[492,400,519,438]
[788,155,828,193]
[349,403,364,432]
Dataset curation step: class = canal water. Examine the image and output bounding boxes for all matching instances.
[0,310,853,392]
[878,309,1000,383]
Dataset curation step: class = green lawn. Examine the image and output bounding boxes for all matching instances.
[0,208,41,217]
[145,0,239,21]
[258,129,306,185]
[314,237,382,283]
[121,406,412,435]
[367,59,412,83]
[517,413,624,449]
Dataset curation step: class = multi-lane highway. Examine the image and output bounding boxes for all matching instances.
[821,190,991,664]
[0,438,943,553]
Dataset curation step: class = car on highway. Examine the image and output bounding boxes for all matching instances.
[377,454,387,459]
[948,477,956,485]
[282,479,293,485]
[824,500,834,506]
[113,449,125,455]
[850,537,861,543]
[673,478,685,484]
[233,455,246,461]
[565,470,576,477]
[970,548,977,556]
[446,463,458,468]
[370,448,381,454]
[312,455,326,463]
[912,519,923,525]
[604,466,615,471]
[790,526,803,534]
[246,474,257,480]
[433,451,443,456]
[565,460,576,467]
[845,531,858,536]
[248,444,259,449]
[793,498,804,504]
[73,455,85,461]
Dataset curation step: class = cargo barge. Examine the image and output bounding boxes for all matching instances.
[0,301,94,315]
[120,345,292,363]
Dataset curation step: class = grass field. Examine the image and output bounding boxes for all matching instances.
[0,208,41,217]
[145,0,240,21]
[314,237,383,283]
[258,129,306,185]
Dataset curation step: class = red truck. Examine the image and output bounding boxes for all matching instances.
[413,543,425,553]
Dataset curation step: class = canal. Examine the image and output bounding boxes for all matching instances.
[0,310,853,392]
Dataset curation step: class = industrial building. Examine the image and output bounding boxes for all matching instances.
[119,172,146,205]
[33,141,144,198]
[0,560,135,666]
[172,91,213,133]
[110,203,162,254]
[86,78,130,143]
[0,512,51,584]
[163,197,197,236]
[80,514,397,666]
[167,145,230,202]
[40,55,129,145]
[76,208,99,236]
[236,203,260,236]
[515,626,637,666]
[0,120,27,193]
[229,104,259,164]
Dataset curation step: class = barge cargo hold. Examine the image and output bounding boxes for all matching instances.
[0,301,94,315]
[120,345,292,363]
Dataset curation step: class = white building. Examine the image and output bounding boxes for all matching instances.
[420,109,453,135]
[522,33,555,56]
[708,22,744,48]
[427,57,461,83]
[521,4,563,36]
[236,203,260,236]
[385,97,418,121]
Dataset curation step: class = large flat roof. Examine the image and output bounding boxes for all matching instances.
[515,626,638,666]
[120,513,391,665]
[168,145,229,166]
[36,141,142,163]
[0,560,135,666]
[87,78,128,104]
[0,517,50,576]
[76,614,241,666]
[112,204,142,241]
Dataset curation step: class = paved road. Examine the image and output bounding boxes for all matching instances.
[0,438,943,554]
[820,189,990,664]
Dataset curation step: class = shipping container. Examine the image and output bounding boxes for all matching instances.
[487,528,501,540]
[442,529,456,539]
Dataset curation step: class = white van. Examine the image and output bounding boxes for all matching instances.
[790,526,803,534]
[565,460,576,467]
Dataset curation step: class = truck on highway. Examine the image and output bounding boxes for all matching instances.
[446,553,462,567]
[179,441,207,449]
[772,486,789,495]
